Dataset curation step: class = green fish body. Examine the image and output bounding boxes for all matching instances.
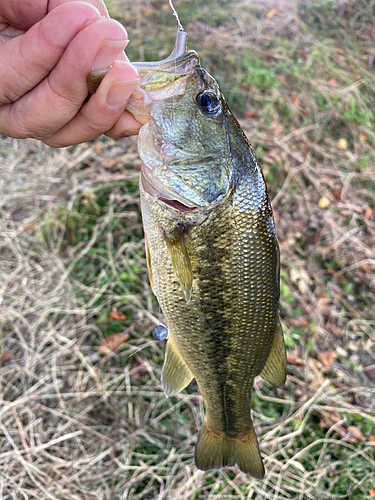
[99,31,287,478]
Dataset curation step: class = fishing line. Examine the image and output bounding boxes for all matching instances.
[168,0,184,130]
[169,0,184,32]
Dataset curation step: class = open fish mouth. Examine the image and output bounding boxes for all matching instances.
[126,31,200,125]
[140,161,202,213]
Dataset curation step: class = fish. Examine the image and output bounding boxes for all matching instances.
[88,29,286,479]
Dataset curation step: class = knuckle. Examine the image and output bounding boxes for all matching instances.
[46,77,84,110]
[43,138,63,148]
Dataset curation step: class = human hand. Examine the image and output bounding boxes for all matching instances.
[0,0,141,147]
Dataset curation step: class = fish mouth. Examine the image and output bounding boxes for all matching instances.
[126,31,200,124]
[158,198,199,212]
[141,164,227,216]
[140,164,201,213]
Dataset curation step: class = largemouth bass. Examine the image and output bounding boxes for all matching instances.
[88,30,286,478]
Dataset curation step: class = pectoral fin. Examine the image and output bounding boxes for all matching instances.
[165,229,193,302]
[161,339,193,397]
[145,235,154,292]
[259,320,286,387]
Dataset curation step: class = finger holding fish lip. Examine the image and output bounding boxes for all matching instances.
[0,3,138,143]
[0,2,102,106]
[45,60,140,147]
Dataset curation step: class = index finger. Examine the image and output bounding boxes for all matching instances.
[0,2,103,105]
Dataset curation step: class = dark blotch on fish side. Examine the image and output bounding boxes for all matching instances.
[152,325,168,341]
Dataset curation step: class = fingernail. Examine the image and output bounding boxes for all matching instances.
[123,128,141,136]
[92,40,129,71]
[107,80,138,110]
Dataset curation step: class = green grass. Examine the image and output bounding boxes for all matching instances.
[1,0,375,499]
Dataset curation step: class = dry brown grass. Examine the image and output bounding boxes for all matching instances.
[1,0,375,498]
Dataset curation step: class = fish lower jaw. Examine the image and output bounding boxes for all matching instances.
[140,172,200,211]
[157,197,199,212]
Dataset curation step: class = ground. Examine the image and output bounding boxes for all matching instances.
[0,0,375,498]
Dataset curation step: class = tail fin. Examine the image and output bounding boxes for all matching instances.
[194,420,265,479]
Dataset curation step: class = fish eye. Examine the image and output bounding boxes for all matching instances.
[196,91,221,116]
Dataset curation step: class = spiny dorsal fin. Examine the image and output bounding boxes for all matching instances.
[161,339,193,397]
[165,228,193,302]
[259,319,286,388]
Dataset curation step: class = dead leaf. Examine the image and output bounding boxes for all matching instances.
[272,120,283,135]
[130,356,147,381]
[291,92,300,105]
[23,223,35,233]
[331,189,341,201]
[266,8,280,19]
[103,158,117,169]
[330,424,365,443]
[292,318,309,327]
[278,75,286,85]
[108,307,126,321]
[319,410,341,428]
[359,132,367,143]
[344,425,365,442]
[337,138,348,150]
[368,436,375,448]
[363,362,375,381]
[368,490,375,497]
[317,351,337,369]
[98,332,129,355]
[336,424,354,441]
[0,352,11,366]
[245,110,259,119]
[287,352,303,366]
[365,207,373,220]
[317,294,331,308]
[327,78,337,86]
[241,84,253,91]
[92,143,105,153]
[327,323,341,337]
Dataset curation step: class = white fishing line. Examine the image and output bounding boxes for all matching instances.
[168,0,183,130]
[169,0,184,31]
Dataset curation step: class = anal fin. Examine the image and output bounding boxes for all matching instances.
[259,319,286,387]
[161,339,193,397]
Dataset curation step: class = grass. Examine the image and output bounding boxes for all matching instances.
[1,0,375,498]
